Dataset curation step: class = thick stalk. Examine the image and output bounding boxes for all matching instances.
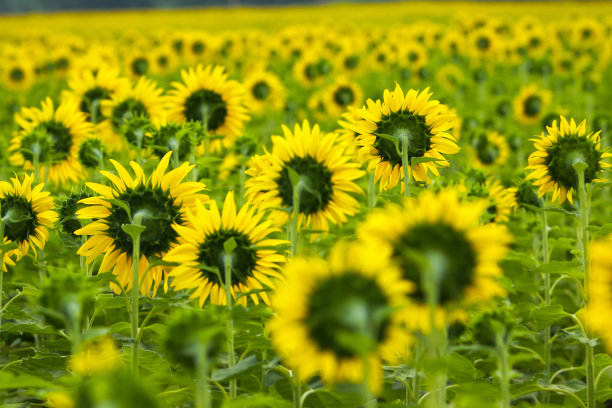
[576,166,595,408]
[541,207,551,387]
[290,183,302,257]
[400,132,411,198]
[196,345,211,408]
[497,333,511,408]
[423,254,445,408]
[225,252,237,398]
[0,220,6,338]
[131,234,141,375]
[411,344,422,405]
[292,371,302,408]
[367,171,377,209]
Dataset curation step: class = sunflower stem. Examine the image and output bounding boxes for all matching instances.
[290,181,303,257]
[196,343,211,408]
[122,214,146,376]
[411,343,422,405]
[575,163,595,408]
[400,132,411,198]
[540,205,551,392]
[496,332,511,408]
[367,171,377,209]
[0,219,5,340]
[292,370,302,408]
[224,241,237,399]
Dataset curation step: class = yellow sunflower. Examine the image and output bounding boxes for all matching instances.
[243,70,286,114]
[10,98,93,186]
[470,130,510,168]
[244,120,364,231]
[357,188,511,331]
[124,50,151,78]
[163,191,286,307]
[166,65,249,152]
[62,67,128,124]
[513,84,552,126]
[321,77,363,118]
[526,116,612,204]
[351,84,459,191]
[75,152,209,296]
[486,180,518,223]
[0,173,57,269]
[586,235,612,351]
[3,57,35,90]
[269,241,412,392]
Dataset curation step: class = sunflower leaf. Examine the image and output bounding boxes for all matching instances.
[411,156,445,166]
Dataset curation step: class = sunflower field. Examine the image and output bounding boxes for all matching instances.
[3,2,612,407]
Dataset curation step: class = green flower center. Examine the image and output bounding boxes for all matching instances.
[333,86,355,107]
[252,81,270,101]
[78,138,105,169]
[157,55,168,68]
[373,111,433,167]
[306,272,390,358]
[81,86,110,123]
[105,185,181,258]
[477,36,491,50]
[523,95,542,117]
[150,123,194,161]
[276,156,334,215]
[475,135,499,165]
[131,58,148,76]
[10,67,24,82]
[344,55,359,69]
[57,190,92,239]
[197,229,257,287]
[544,135,602,189]
[111,98,148,132]
[183,90,227,132]
[1,195,37,243]
[20,127,54,163]
[393,223,477,305]
[192,41,205,55]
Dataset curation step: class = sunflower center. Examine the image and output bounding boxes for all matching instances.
[35,121,74,161]
[252,81,270,101]
[1,195,37,243]
[344,55,359,69]
[81,86,110,123]
[306,272,390,358]
[131,58,148,76]
[20,127,54,163]
[276,156,334,215]
[475,136,499,165]
[523,95,542,117]
[374,112,432,167]
[150,124,194,161]
[10,67,24,82]
[106,186,181,258]
[157,55,168,68]
[197,229,257,286]
[78,138,105,169]
[58,190,92,238]
[477,36,491,50]
[192,41,205,55]
[333,86,355,107]
[183,90,227,132]
[393,223,477,304]
[111,98,148,131]
[544,135,602,189]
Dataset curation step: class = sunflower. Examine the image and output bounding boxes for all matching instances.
[351,84,459,191]
[55,188,94,248]
[322,78,363,118]
[513,84,552,126]
[75,152,209,296]
[163,191,286,307]
[470,130,510,168]
[244,120,364,231]
[62,67,128,124]
[76,134,107,171]
[293,53,334,88]
[468,27,500,60]
[124,51,151,78]
[0,173,57,269]
[526,116,612,204]
[243,70,286,115]
[269,241,412,392]
[357,188,511,330]
[146,117,197,162]
[435,64,465,94]
[3,57,35,90]
[486,180,518,223]
[100,76,166,137]
[166,65,249,152]
[402,42,428,71]
[10,98,93,186]
[149,46,176,75]
[586,235,612,351]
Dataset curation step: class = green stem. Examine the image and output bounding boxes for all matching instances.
[290,183,302,257]
[131,235,141,375]
[411,344,422,405]
[575,164,594,408]
[423,254,445,408]
[362,356,376,408]
[400,132,411,198]
[367,171,377,209]
[497,334,511,408]
[292,369,302,408]
[0,220,6,339]
[541,207,551,389]
[225,252,237,399]
[196,344,211,408]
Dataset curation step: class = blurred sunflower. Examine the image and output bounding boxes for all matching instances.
[243,70,286,114]
[75,152,208,296]
[293,53,334,88]
[351,84,459,191]
[526,117,611,204]
[486,180,518,223]
[0,173,57,268]
[124,51,151,78]
[164,191,286,307]
[76,134,107,171]
[62,68,128,124]
[435,64,465,94]
[358,188,511,330]
[322,78,363,118]
[513,84,552,126]
[270,241,412,392]
[402,42,428,71]
[167,64,249,152]
[10,98,93,186]
[146,117,196,162]
[3,57,35,90]
[149,46,176,75]
[245,120,364,231]
[586,235,612,351]
[468,27,500,60]
[470,130,510,168]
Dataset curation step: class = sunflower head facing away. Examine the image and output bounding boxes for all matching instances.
[270,241,412,392]
[166,64,249,152]
[351,84,460,192]
[0,173,57,269]
[526,116,611,204]
[244,120,364,232]
[163,191,287,307]
[358,188,511,331]
[75,152,209,296]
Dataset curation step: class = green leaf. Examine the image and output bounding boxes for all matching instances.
[224,237,237,255]
[212,355,260,382]
[410,156,445,166]
[0,372,51,390]
[109,321,132,335]
[221,394,292,408]
[530,304,570,330]
[121,223,146,238]
[287,166,300,187]
[446,352,476,383]
[107,199,131,218]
